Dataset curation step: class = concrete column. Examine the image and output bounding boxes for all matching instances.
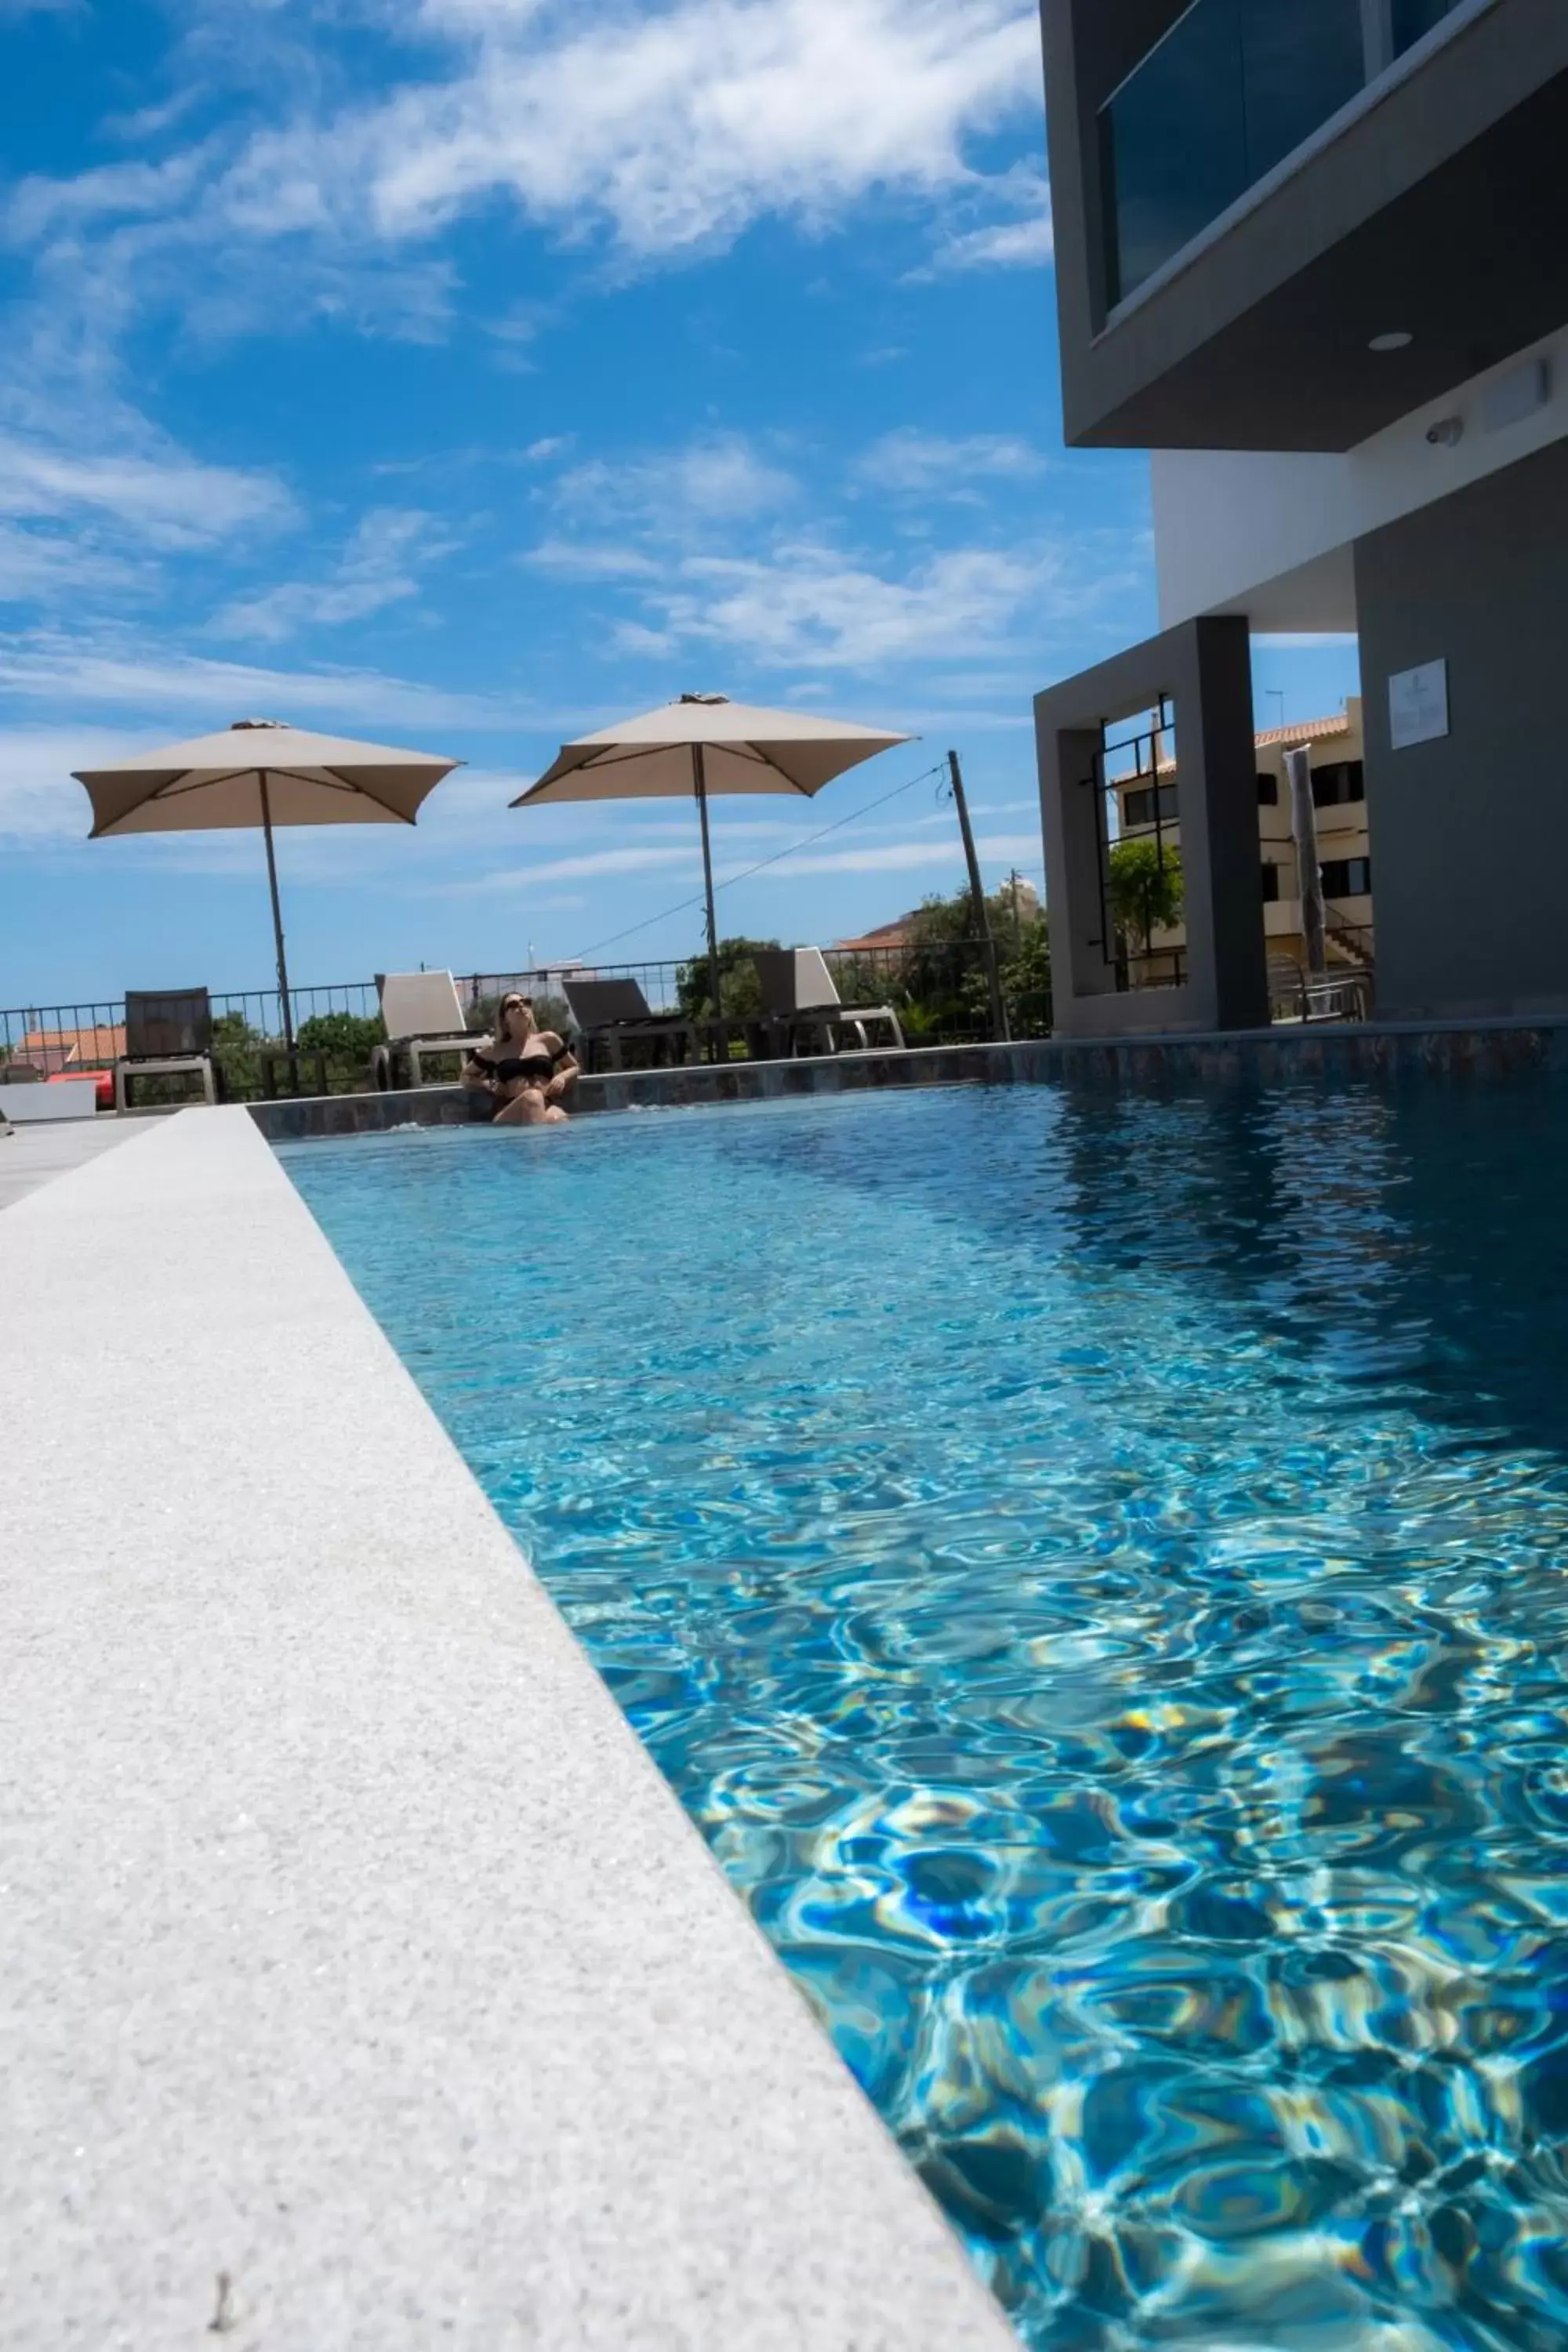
[1035,617,1269,1039]
[1037,720,1120,1014]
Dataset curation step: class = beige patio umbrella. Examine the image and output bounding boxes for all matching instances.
[72,717,463,1050]
[512,694,911,1014]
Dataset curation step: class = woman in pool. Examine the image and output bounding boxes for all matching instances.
[463,993,579,1127]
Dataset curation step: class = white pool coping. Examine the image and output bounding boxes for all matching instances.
[0,1107,1012,2350]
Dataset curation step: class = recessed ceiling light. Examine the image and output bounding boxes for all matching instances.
[1370,332,1414,353]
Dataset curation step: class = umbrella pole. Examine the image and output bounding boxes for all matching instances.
[259,771,296,1054]
[693,743,723,1049]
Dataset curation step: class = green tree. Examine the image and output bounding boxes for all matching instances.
[1108,838,1183,956]
[208,1007,267,1102]
[296,1010,384,1062]
[674,937,780,1022]
[293,1009,387,1096]
[900,885,1046,1041]
[1000,916,1052,1038]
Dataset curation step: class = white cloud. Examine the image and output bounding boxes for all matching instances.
[855,428,1045,495]
[912,158,1053,277]
[0,629,517,730]
[930,210,1053,270]
[212,508,457,644]
[639,540,1056,669]
[8,0,1043,321]
[526,540,661,579]
[281,0,1040,256]
[780,827,1037,877]
[456,842,699,891]
[554,431,797,531]
[0,523,143,606]
[0,726,125,845]
[0,429,291,549]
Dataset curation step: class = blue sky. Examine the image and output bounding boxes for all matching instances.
[0,0,1359,1009]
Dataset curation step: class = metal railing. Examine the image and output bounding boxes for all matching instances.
[1,938,1054,1104]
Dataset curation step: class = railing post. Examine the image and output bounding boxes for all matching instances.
[1360,0,1394,78]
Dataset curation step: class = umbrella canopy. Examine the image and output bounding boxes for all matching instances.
[74,717,459,836]
[512,694,911,1015]
[73,717,463,1050]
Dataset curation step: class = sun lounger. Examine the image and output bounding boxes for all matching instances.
[114,989,217,1113]
[751,948,905,1057]
[372,971,477,1089]
[563,978,707,1073]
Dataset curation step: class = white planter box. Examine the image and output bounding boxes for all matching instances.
[1,1080,101,1123]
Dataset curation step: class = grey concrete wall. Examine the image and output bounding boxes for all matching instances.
[0,1108,1011,2352]
[1356,434,1568,1019]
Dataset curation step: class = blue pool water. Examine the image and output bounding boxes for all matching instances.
[283,1083,1568,2351]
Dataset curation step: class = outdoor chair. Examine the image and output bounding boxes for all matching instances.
[114,989,216,1113]
[563,978,708,1073]
[751,948,905,1058]
[372,971,477,1090]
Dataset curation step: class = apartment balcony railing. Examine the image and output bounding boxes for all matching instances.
[1099,0,1468,307]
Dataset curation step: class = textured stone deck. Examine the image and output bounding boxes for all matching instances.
[0,1112,139,1211]
[0,1108,1010,2352]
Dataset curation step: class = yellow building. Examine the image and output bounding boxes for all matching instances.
[1116,698,1372,993]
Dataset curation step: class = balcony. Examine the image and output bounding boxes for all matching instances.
[1099,0,1467,307]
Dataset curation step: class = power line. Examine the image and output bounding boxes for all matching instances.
[567,759,947,962]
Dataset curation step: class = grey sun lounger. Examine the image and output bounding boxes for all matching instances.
[562,978,711,1073]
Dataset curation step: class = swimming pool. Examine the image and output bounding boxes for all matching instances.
[284,1081,1568,2352]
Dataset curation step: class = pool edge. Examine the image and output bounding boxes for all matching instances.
[246,1013,1568,1140]
[0,1105,1013,2351]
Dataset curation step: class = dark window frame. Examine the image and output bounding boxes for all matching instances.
[1311,759,1366,808]
[1123,779,1179,829]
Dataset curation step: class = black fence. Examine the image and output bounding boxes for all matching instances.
[0,936,1054,1104]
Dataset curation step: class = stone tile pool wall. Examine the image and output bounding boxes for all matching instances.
[248,1017,1568,1143]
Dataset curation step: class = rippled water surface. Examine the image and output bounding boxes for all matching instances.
[283,1083,1568,2351]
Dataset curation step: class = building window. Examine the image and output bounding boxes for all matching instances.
[1099,0,1366,307]
[1312,760,1365,808]
[1261,862,1280,902]
[1257,772,1279,807]
[1123,780,1178,829]
[1392,0,1462,59]
[1320,857,1372,898]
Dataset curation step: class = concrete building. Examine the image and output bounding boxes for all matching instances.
[1115,701,1373,988]
[1034,0,1568,1034]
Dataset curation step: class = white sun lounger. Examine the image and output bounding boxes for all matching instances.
[752,947,905,1055]
[372,971,477,1090]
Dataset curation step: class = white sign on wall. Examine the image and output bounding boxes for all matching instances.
[1388,659,1450,751]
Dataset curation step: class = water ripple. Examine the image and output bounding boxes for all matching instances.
[285,1080,1568,2350]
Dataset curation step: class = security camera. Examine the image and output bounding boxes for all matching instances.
[1426,416,1465,448]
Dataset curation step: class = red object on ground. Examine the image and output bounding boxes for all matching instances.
[49,1069,114,1110]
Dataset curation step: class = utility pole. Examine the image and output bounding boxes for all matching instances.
[948,748,1009,1044]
